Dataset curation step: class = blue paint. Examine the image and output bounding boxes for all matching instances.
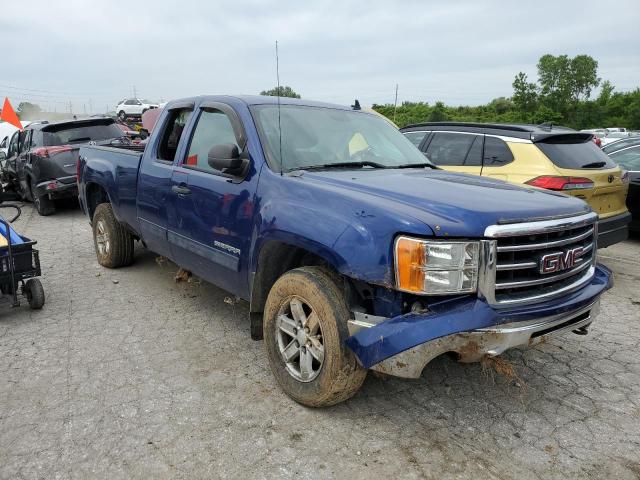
[346,265,613,369]
[77,95,609,354]
[0,217,24,246]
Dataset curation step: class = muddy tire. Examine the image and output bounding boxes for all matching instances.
[24,279,45,309]
[264,266,366,407]
[92,203,134,268]
[118,110,126,121]
[31,178,55,216]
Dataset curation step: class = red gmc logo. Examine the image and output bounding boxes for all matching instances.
[539,247,584,274]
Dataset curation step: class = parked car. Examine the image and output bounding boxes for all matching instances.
[0,121,30,158]
[602,136,640,155]
[608,145,640,232]
[2,117,125,215]
[401,122,630,247]
[601,131,630,146]
[114,98,159,120]
[77,95,612,407]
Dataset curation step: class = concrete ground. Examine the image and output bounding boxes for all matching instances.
[0,202,639,480]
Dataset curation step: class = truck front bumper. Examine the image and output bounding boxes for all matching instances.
[345,264,613,378]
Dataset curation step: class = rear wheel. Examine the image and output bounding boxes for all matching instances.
[24,279,45,309]
[118,110,126,120]
[31,178,55,216]
[263,267,366,407]
[92,203,134,268]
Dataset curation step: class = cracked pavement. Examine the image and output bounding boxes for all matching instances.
[0,201,639,479]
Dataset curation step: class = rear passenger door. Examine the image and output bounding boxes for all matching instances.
[137,103,194,258]
[423,132,484,174]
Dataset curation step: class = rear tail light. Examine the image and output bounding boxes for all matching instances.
[593,137,602,147]
[32,146,74,158]
[526,176,594,191]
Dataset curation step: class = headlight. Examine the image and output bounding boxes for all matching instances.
[394,237,479,295]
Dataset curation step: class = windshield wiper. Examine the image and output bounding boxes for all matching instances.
[581,161,607,168]
[394,162,439,169]
[296,161,388,171]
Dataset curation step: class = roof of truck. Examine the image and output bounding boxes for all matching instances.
[165,95,354,111]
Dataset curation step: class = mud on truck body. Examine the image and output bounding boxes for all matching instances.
[77,95,612,407]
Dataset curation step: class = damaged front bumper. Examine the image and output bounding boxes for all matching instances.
[345,264,613,378]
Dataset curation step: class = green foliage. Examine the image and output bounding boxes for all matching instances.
[259,86,301,98]
[373,54,638,130]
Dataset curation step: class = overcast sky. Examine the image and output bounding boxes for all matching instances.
[1,0,639,113]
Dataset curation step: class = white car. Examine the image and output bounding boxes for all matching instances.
[0,121,30,158]
[115,98,159,120]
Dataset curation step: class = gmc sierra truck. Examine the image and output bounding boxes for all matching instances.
[77,95,613,407]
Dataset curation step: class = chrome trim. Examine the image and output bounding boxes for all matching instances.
[495,260,591,290]
[480,213,598,306]
[348,312,388,335]
[370,300,600,378]
[492,266,595,305]
[484,212,597,238]
[496,261,537,271]
[496,228,594,252]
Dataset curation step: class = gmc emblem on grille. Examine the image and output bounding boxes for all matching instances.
[539,247,584,274]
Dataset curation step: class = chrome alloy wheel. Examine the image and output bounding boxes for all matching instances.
[95,220,110,255]
[276,296,325,382]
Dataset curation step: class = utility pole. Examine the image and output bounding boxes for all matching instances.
[393,84,399,123]
[89,99,93,114]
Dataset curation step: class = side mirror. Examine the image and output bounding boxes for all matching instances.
[208,144,247,176]
[0,151,6,161]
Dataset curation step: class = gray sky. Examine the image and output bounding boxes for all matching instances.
[2,0,639,113]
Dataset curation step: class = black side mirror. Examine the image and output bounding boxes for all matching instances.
[208,144,247,176]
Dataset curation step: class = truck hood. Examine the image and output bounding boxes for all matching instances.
[298,168,591,237]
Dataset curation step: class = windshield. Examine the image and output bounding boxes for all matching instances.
[43,121,124,146]
[252,105,432,171]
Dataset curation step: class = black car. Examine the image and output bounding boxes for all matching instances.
[1,118,125,215]
[608,145,640,233]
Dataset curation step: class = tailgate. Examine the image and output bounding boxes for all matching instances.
[558,167,628,217]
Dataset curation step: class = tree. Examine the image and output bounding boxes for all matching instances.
[512,72,538,121]
[536,54,599,118]
[427,101,449,122]
[260,86,301,98]
[17,102,42,119]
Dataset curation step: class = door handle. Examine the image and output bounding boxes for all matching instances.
[171,185,191,195]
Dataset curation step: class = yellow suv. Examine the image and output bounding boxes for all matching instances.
[401,122,630,247]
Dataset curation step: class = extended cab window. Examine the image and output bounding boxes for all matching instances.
[426,132,481,166]
[157,109,192,163]
[184,109,239,173]
[483,137,513,166]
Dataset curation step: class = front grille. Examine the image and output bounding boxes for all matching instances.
[482,213,597,305]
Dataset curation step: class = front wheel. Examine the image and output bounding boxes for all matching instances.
[264,266,367,407]
[92,203,134,268]
[118,110,126,120]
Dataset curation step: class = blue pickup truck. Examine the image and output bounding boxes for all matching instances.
[77,95,613,407]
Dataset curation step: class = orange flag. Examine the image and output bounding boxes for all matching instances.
[1,98,23,130]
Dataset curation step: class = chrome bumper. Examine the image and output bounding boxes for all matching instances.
[352,300,599,379]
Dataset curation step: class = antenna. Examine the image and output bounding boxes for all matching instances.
[276,40,284,175]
